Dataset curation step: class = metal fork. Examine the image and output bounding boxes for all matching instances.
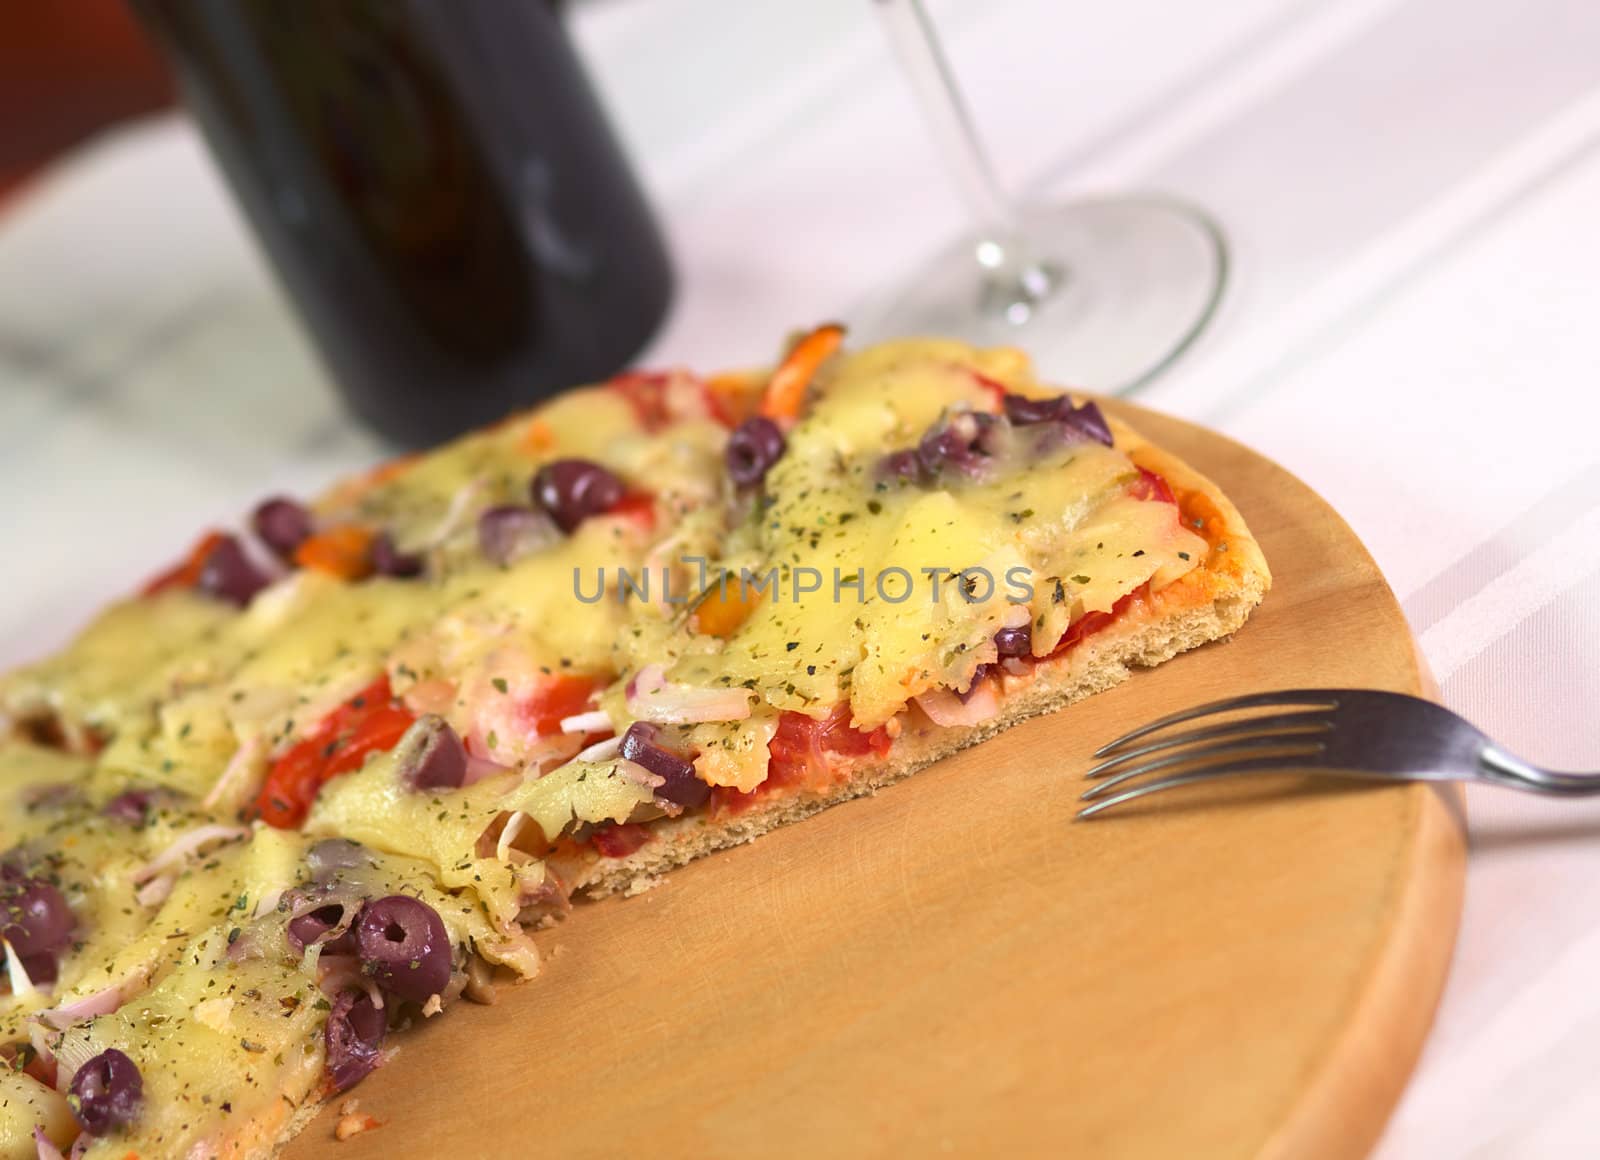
[1076,688,1595,819]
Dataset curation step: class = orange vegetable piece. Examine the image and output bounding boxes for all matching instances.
[704,372,760,426]
[293,525,376,580]
[759,322,844,422]
[520,418,556,454]
[141,529,227,596]
[691,580,763,638]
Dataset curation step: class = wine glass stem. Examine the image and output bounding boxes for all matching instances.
[873,0,1058,317]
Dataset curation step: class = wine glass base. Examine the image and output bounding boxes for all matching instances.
[853,196,1227,395]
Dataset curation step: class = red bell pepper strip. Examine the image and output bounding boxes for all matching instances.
[256,676,416,829]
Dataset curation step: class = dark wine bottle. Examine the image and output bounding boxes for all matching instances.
[132,0,672,447]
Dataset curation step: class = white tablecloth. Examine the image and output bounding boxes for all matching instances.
[2,1,1598,1154]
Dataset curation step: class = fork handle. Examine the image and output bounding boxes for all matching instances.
[1480,745,1600,794]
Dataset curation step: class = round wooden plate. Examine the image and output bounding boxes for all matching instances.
[289,402,1465,1160]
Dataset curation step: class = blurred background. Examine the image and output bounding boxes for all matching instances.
[4,0,1598,753]
[0,1,174,201]
[2,6,1600,1152]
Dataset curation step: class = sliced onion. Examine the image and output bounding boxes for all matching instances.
[559,709,612,735]
[513,732,586,778]
[131,824,250,886]
[478,505,560,567]
[915,685,1001,727]
[479,929,540,977]
[3,937,37,999]
[224,922,273,964]
[626,664,751,725]
[422,478,485,549]
[25,1022,56,1077]
[640,528,696,612]
[200,735,264,811]
[47,1029,100,1094]
[33,1127,66,1160]
[573,735,621,763]
[133,875,174,908]
[1001,602,1032,630]
[464,754,515,787]
[36,967,149,1030]
[495,812,537,865]
[613,759,665,791]
[252,886,286,919]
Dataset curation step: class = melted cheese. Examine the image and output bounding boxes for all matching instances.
[65,836,494,1160]
[306,748,654,933]
[658,341,1206,729]
[0,592,235,745]
[0,1069,75,1156]
[0,743,91,850]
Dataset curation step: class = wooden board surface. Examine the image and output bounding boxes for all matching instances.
[289,402,1466,1160]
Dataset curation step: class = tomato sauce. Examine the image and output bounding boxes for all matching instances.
[711,705,891,817]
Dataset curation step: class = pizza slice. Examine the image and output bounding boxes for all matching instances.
[0,328,1267,1157]
[572,334,1272,896]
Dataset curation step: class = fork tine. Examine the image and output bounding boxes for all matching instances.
[1084,711,1335,778]
[1092,690,1343,757]
[1080,736,1326,801]
[1076,757,1326,819]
